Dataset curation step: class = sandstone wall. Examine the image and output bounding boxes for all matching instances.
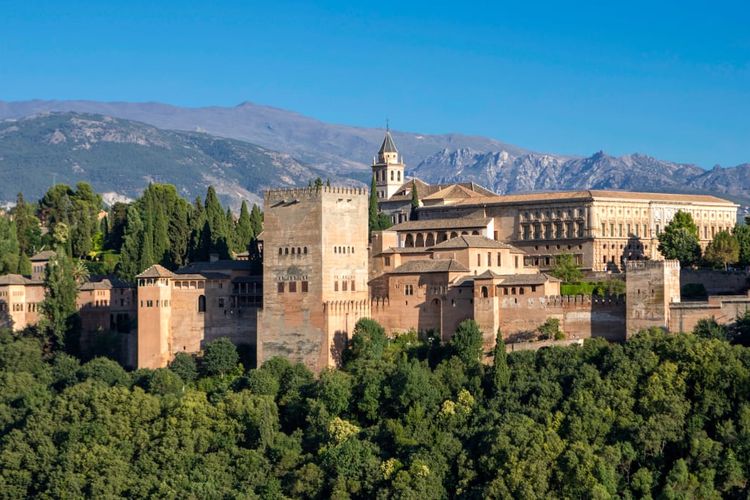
[669,295,750,333]
[680,269,750,296]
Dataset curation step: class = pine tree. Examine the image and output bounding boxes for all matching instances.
[369,175,380,233]
[40,248,79,349]
[236,201,255,253]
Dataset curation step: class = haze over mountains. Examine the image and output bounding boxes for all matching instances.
[0,100,748,207]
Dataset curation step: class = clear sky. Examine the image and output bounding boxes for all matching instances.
[1,0,748,167]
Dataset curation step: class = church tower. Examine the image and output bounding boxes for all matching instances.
[372,130,405,200]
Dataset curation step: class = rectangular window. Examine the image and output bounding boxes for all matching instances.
[519,287,525,295]
[342,281,348,291]
[610,223,614,236]
[514,256,519,268]
[289,282,297,293]
[477,254,481,266]
[334,281,339,292]
[601,223,606,236]
[487,252,491,266]
[497,252,501,266]
[301,281,308,293]
[619,224,623,237]
[351,280,356,291]
[277,282,284,293]
[384,256,391,266]
[531,285,537,293]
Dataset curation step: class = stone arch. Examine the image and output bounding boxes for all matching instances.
[405,234,414,247]
[450,232,458,239]
[415,233,425,247]
[481,286,489,298]
[471,230,480,235]
[425,233,435,247]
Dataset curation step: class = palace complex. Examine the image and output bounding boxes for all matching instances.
[0,132,744,373]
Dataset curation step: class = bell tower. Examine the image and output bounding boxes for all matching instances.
[371,129,405,200]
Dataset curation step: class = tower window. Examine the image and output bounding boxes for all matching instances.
[198,295,206,312]
[301,281,308,293]
[277,282,284,294]
[289,282,297,293]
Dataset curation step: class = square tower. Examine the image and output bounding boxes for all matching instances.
[258,186,370,373]
[625,259,681,337]
[372,131,406,200]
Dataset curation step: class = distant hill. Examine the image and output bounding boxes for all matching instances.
[1,100,749,207]
[0,112,333,207]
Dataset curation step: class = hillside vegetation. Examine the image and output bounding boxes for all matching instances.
[1,320,750,498]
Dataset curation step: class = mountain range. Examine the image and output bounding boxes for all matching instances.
[0,100,748,208]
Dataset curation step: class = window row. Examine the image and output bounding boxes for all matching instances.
[333,246,355,254]
[140,299,171,308]
[480,285,537,298]
[521,222,585,240]
[334,280,356,292]
[375,168,402,183]
[521,208,582,221]
[174,280,205,289]
[277,281,309,293]
[0,302,38,312]
[278,246,308,256]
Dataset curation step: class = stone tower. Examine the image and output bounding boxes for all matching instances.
[625,260,681,337]
[372,131,405,200]
[258,186,370,373]
[136,265,174,369]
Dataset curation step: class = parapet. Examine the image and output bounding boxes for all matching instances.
[264,185,367,204]
[626,259,680,271]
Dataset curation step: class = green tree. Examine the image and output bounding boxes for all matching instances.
[550,254,583,283]
[249,203,264,239]
[201,338,240,377]
[0,216,20,274]
[658,210,701,267]
[537,318,563,340]
[169,352,198,383]
[704,230,739,270]
[11,192,41,257]
[450,319,484,367]
[344,318,388,364]
[491,330,510,393]
[39,248,79,349]
[732,223,750,267]
[369,175,380,234]
[119,206,145,280]
[203,186,231,259]
[235,200,254,253]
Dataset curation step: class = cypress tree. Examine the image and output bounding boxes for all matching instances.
[369,175,379,233]
[0,216,20,274]
[120,206,145,280]
[40,248,79,349]
[249,204,263,239]
[410,180,419,220]
[189,197,207,262]
[492,330,510,393]
[236,201,254,252]
[13,192,41,257]
[204,186,230,258]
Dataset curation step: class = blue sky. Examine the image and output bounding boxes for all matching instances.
[0,0,748,167]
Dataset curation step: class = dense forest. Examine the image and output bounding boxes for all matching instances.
[1,318,750,498]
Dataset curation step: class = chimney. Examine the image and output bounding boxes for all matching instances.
[209,253,219,263]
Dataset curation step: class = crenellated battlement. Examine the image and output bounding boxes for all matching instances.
[626,259,680,271]
[264,185,367,203]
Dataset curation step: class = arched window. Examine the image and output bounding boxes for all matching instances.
[405,234,414,247]
[415,233,425,247]
[304,247,308,254]
[481,286,489,298]
[198,295,206,313]
[278,248,282,255]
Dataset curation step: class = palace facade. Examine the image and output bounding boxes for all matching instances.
[0,132,742,375]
